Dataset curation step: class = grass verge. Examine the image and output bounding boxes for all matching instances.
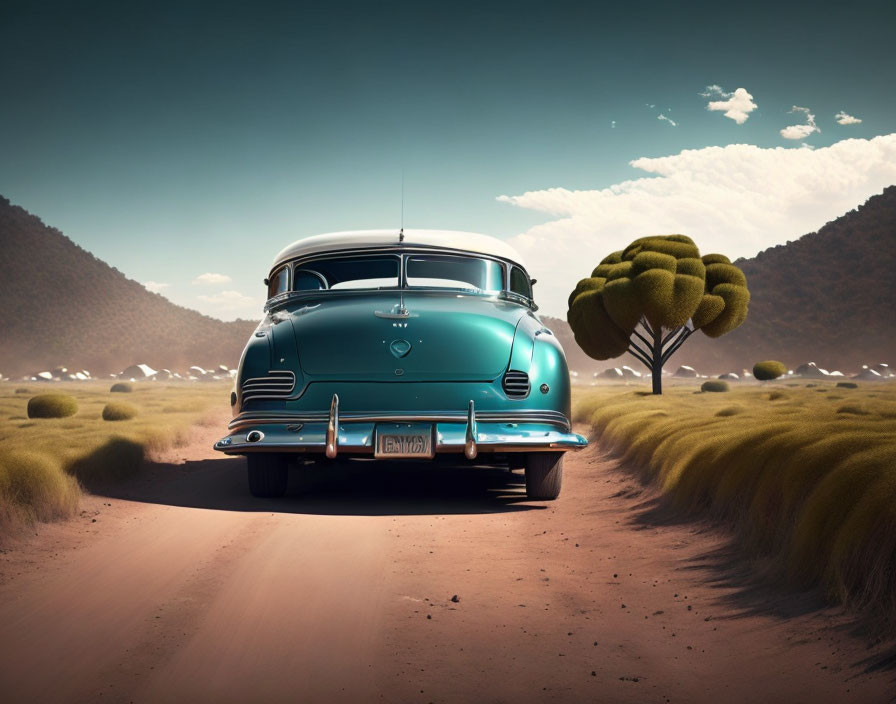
[574,381,896,620]
[0,380,230,539]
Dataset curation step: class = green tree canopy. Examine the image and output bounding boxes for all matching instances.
[567,235,749,393]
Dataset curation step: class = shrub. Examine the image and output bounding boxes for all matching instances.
[27,394,78,419]
[769,391,787,401]
[110,382,133,393]
[837,382,858,389]
[837,404,869,416]
[701,380,730,393]
[102,402,137,421]
[753,360,787,380]
[15,388,29,394]
[0,451,80,524]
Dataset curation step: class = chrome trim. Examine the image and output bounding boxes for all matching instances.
[502,370,531,399]
[228,408,571,432]
[325,394,339,459]
[464,400,478,460]
[240,371,296,404]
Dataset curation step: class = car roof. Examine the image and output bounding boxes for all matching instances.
[271,229,527,272]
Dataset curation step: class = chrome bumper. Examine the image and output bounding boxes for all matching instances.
[213,395,587,458]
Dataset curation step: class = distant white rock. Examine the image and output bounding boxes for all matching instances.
[599,367,624,379]
[217,364,229,373]
[620,365,642,379]
[120,363,157,379]
[189,365,208,377]
[154,369,174,380]
[718,372,740,380]
[36,371,54,381]
[673,365,697,378]
[855,368,883,380]
[794,362,831,378]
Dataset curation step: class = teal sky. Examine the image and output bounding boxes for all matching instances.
[1,1,894,319]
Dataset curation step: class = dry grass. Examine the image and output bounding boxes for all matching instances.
[0,380,230,538]
[574,381,896,620]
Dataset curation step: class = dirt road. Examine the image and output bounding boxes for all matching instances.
[1,412,893,703]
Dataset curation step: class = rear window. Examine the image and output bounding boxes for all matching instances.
[292,255,400,291]
[267,266,290,298]
[405,255,503,292]
[509,266,532,300]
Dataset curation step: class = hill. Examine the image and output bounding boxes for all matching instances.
[549,186,896,375]
[0,196,258,377]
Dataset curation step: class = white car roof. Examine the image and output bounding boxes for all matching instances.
[271,229,527,272]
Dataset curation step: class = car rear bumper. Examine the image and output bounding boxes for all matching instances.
[213,395,587,458]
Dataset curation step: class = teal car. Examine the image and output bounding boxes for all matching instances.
[214,229,587,499]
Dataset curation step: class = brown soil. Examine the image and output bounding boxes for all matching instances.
[0,411,893,703]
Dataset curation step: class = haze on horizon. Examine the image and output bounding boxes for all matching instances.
[1,0,894,319]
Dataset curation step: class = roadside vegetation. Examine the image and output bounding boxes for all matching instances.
[0,381,229,537]
[574,381,896,620]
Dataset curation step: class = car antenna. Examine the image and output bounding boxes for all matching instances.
[399,169,405,242]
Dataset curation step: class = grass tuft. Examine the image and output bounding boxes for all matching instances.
[102,402,138,421]
[27,394,78,419]
[753,360,787,380]
[110,382,134,393]
[0,451,80,531]
[701,380,729,393]
[837,382,859,389]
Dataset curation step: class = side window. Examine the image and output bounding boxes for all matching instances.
[509,266,532,301]
[267,266,289,298]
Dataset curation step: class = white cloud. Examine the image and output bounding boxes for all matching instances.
[703,86,757,124]
[192,272,233,285]
[835,111,862,126]
[497,134,896,317]
[780,106,820,140]
[611,120,616,129]
[658,113,677,127]
[143,281,169,293]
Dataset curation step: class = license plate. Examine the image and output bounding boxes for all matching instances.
[375,423,434,459]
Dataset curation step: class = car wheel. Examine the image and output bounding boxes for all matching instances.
[524,452,563,500]
[247,453,289,498]
[507,454,526,471]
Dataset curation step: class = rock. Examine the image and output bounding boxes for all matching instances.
[36,371,54,381]
[718,372,739,380]
[854,368,882,380]
[673,365,697,378]
[154,369,174,380]
[450,594,460,603]
[620,365,642,379]
[188,365,208,377]
[51,366,68,378]
[599,367,625,379]
[794,362,831,378]
[120,363,157,379]
[217,364,229,373]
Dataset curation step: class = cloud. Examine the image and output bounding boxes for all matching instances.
[497,134,896,317]
[835,111,862,125]
[702,86,757,124]
[780,106,820,140]
[611,120,616,129]
[192,272,232,285]
[700,84,758,125]
[142,281,169,293]
[658,113,677,127]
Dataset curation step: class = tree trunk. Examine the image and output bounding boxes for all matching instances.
[651,324,663,394]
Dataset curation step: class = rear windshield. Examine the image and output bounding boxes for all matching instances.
[292,255,400,291]
[406,254,503,292]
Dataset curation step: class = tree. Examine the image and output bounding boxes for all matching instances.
[567,235,749,394]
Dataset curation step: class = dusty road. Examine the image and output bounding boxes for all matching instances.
[1,411,893,704]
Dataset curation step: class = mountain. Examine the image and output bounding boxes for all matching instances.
[547,186,896,376]
[0,196,258,377]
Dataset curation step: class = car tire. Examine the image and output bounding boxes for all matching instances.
[507,454,527,471]
[247,453,289,498]
[524,452,563,500]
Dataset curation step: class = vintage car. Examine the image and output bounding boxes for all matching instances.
[214,229,587,499]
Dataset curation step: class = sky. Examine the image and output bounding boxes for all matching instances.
[1,0,895,319]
